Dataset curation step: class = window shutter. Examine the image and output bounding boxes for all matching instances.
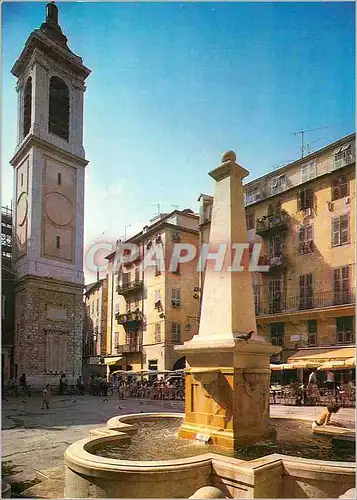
[306,224,313,241]
[332,217,340,246]
[306,189,313,208]
[340,215,349,244]
[297,192,302,211]
[334,268,341,292]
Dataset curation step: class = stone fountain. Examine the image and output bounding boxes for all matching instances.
[63,152,355,499]
[177,150,279,450]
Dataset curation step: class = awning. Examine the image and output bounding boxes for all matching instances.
[270,364,296,371]
[317,360,346,371]
[287,347,355,364]
[103,356,123,366]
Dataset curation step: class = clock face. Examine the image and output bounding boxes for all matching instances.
[17,192,28,227]
[45,192,73,226]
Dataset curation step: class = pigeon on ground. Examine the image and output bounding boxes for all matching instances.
[72,400,76,403]
[118,406,123,410]
[234,331,254,343]
[140,410,144,413]
[103,398,108,402]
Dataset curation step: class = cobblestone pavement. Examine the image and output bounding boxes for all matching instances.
[2,394,355,475]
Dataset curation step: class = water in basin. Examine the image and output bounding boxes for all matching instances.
[93,417,355,462]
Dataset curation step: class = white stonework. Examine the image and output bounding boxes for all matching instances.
[11,4,90,388]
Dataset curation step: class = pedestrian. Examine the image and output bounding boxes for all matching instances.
[42,384,51,409]
[325,371,335,391]
[19,373,27,393]
[76,376,84,395]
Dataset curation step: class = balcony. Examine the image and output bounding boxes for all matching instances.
[117,279,143,295]
[255,211,289,237]
[255,289,355,317]
[258,254,287,273]
[116,341,142,354]
[116,309,144,325]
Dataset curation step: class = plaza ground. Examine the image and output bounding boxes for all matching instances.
[2,394,355,496]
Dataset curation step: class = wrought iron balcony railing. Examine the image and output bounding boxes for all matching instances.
[116,309,144,325]
[116,341,142,353]
[255,289,356,316]
[117,279,143,295]
[255,211,290,237]
[257,254,287,273]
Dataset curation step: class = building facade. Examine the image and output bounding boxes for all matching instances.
[199,134,355,361]
[10,3,90,387]
[105,209,200,373]
[83,278,108,359]
[1,206,15,385]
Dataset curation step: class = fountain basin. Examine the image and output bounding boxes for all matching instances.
[64,413,355,498]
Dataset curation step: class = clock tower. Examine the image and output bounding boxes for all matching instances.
[10,3,91,387]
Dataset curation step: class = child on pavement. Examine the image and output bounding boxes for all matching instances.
[42,384,51,409]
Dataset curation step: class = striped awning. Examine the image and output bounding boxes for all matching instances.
[287,347,355,364]
[103,356,123,366]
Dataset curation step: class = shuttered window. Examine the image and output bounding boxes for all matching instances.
[299,274,313,310]
[331,175,349,201]
[332,214,349,246]
[298,224,314,254]
[297,188,313,210]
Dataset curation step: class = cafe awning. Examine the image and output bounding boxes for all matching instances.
[103,356,123,366]
[287,347,355,364]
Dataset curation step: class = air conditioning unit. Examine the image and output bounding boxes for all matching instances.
[345,196,351,204]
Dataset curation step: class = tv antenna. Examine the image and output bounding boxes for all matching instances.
[293,126,328,158]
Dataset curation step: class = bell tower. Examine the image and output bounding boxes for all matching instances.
[10,2,91,387]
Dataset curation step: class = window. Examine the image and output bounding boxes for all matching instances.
[246,212,255,230]
[271,175,286,195]
[336,317,354,344]
[270,323,284,346]
[154,323,161,343]
[331,175,348,201]
[122,272,129,286]
[2,295,5,320]
[268,233,282,257]
[148,359,158,371]
[268,280,282,313]
[299,274,313,310]
[297,188,313,210]
[57,172,62,186]
[245,185,261,205]
[333,144,352,170]
[172,322,181,343]
[334,266,351,305]
[298,225,314,254]
[135,267,140,282]
[23,77,32,137]
[172,288,181,307]
[49,76,70,141]
[154,289,161,303]
[301,161,316,183]
[307,320,317,346]
[332,214,349,247]
[268,200,281,216]
[253,284,261,315]
[56,236,60,249]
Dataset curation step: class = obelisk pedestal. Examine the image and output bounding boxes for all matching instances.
[176,151,281,451]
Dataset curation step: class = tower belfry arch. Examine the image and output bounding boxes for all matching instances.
[10,2,91,387]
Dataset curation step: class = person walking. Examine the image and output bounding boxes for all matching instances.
[19,373,27,393]
[42,384,51,409]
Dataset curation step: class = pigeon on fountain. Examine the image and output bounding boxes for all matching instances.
[234,331,254,343]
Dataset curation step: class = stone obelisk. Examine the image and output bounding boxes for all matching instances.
[176,151,281,450]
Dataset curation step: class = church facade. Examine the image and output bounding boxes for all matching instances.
[10,3,90,387]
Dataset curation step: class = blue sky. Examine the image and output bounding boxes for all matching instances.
[1,1,355,281]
